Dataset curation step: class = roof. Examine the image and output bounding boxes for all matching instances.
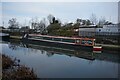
[29,34,95,40]
[79,25,98,28]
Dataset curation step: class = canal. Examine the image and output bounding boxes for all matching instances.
[1,40,119,78]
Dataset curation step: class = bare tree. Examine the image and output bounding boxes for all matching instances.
[30,17,39,29]
[76,18,82,23]
[47,14,54,24]
[8,18,19,29]
[37,18,47,34]
[98,16,106,26]
[90,13,98,25]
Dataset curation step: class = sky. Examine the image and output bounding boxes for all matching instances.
[118,1,120,23]
[0,1,119,28]
[1,0,120,2]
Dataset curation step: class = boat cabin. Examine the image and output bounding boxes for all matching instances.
[27,34,95,47]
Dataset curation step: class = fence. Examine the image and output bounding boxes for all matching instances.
[79,31,120,37]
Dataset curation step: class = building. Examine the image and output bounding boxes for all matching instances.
[79,24,119,37]
[79,25,97,37]
[96,24,119,36]
[96,24,119,33]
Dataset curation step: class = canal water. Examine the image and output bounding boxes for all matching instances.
[1,40,119,78]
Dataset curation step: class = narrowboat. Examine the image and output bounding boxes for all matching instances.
[22,34,102,51]
[0,33,10,41]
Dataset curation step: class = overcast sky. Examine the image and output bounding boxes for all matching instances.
[0,1,119,27]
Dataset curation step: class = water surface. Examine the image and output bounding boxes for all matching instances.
[1,41,119,78]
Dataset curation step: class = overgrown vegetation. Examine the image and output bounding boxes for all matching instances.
[47,15,80,37]
[2,54,14,69]
[2,54,37,80]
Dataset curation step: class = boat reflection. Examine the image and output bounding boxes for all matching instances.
[8,40,119,63]
[25,44,95,60]
[8,40,95,60]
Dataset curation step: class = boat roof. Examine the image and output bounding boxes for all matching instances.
[29,34,95,40]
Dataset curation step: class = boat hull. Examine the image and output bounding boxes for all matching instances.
[22,38,93,51]
[93,46,102,51]
[0,35,10,41]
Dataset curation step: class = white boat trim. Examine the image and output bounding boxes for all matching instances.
[93,51,102,53]
[93,46,102,48]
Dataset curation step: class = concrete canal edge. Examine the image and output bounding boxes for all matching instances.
[10,36,22,40]
[10,36,22,39]
[96,43,120,52]
[9,36,120,52]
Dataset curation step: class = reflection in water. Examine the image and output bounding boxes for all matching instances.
[1,40,119,78]
[8,43,20,50]
[9,41,96,60]
[7,41,119,63]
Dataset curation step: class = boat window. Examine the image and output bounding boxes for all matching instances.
[29,36,43,39]
[53,38,61,41]
[62,38,75,43]
[81,40,93,45]
[43,36,52,40]
[76,39,80,43]
[29,36,34,38]
[35,36,43,39]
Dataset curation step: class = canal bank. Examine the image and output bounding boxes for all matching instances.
[1,54,37,79]
[95,43,120,52]
[10,36,22,40]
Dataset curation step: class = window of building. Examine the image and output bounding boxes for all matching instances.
[118,29,120,32]
[99,29,101,32]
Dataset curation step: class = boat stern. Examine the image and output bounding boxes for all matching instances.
[93,46,102,51]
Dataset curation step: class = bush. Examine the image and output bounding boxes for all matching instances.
[2,54,37,79]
